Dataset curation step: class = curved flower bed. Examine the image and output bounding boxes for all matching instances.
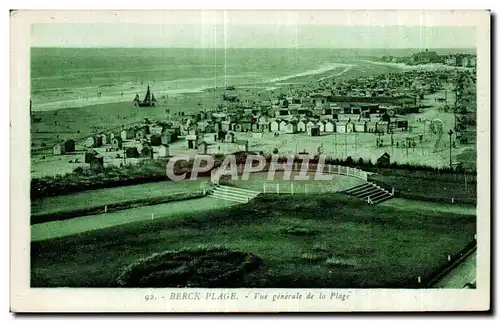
[116,246,262,287]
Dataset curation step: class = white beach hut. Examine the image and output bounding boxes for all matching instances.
[297,120,307,132]
[325,120,335,133]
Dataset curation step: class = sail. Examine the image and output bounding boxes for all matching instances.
[151,93,157,102]
[134,94,140,102]
[143,85,151,102]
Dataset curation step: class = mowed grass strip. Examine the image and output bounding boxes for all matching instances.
[31,179,209,216]
[31,193,476,288]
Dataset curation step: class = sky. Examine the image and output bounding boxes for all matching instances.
[31,24,477,49]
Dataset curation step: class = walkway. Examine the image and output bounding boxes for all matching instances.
[382,198,476,216]
[31,197,238,242]
[433,250,477,288]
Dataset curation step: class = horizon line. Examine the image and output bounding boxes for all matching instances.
[30,46,477,50]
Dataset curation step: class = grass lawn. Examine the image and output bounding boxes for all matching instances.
[371,172,476,204]
[31,179,209,216]
[31,193,476,288]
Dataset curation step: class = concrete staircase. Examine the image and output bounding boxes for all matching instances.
[209,185,261,204]
[342,182,394,205]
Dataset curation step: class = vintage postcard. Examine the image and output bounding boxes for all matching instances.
[10,10,490,312]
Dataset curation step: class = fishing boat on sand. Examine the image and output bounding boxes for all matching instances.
[134,85,157,107]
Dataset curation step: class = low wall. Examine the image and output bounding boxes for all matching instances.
[211,163,369,185]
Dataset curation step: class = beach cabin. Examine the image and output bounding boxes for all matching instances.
[221,120,232,132]
[84,136,103,148]
[301,97,314,108]
[233,124,243,132]
[312,97,327,108]
[89,155,104,173]
[53,143,64,155]
[149,125,164,135]
[120,129,133,141]
[325,120,335,133]
[279,120,288,132]
[61,139,75,153]
[286,121,298,134]
[361,110,371,119]
[150,134,162,146]
[161,131,176,145]
[236,139,249,152]
[111,137,123,150]
[186,134,198,149]
[355,121,367,133]
[197,141,209,154]
[297,120,307,132]
[216,130,226,142]
[99,134,108,146]
[257,116,269,131]
[397,120,409,131]
[346,122,354,133]
[377,152,391,167]
[141,145,153,159]
[337,121,347,133]
[366,122,378,133]
[241,121,252,132]
[85,150,98,163]
[377,121,389,134]
[125,147,140,158]
[135,128,147,142]
[306,120,316,132]
[270,120,280,132]
[213,122,222,133]
[316,121,325,132]
[154,144,169,159]
[225,132,235,143]
[307,125,321,137]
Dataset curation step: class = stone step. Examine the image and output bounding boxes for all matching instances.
[212,189,255,202]
[365,190,388,200]
[371,194,393,204]
[214,185,261,197]
[352,187,380,198]
[208,193,250,204]
[343,183,372,194]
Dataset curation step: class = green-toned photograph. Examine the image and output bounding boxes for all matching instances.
[27,13,481,294]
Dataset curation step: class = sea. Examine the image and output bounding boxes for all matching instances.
[30,47,475,111]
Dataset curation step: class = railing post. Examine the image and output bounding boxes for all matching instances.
[391,187,394,196]
[291,183,294,195]
[263,182,266,193]
[367,196,371,204]
[277,183,279,195]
